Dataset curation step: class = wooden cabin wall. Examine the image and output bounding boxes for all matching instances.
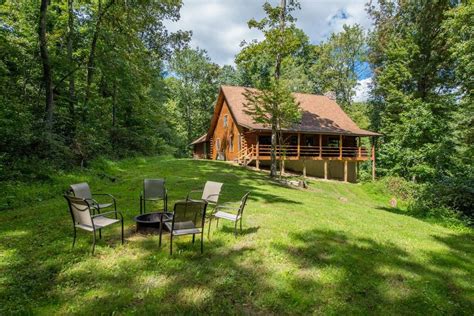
[211,100,241,161]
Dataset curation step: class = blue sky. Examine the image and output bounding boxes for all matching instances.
[165,0,373,100]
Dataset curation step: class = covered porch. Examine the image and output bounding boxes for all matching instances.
[238,131,377,182]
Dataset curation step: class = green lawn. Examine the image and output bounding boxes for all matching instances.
[1,157,473,314]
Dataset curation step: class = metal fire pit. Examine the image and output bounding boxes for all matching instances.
[133,212,173,235]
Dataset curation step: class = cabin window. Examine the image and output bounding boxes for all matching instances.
[223,115,228,128]
[216,138,221,150]
[229,136,234,152]
[305,135,315,146]
[238,135,242,151]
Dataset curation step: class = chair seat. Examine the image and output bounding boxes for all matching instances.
[76,216,120,231]
[165,221,202,236]
[214,211,240,222]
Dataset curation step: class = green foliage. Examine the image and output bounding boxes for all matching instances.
[0,0,190,179]
[166,48,221,154]
[243,80,302,129]
[310,24,367,108]
[367,0,473,220]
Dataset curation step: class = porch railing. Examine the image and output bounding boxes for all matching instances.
[255,144,370,159]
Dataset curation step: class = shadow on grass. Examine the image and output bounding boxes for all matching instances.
[271,228,474,314]
[214,225,261,236]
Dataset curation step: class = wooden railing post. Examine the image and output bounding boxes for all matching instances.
[339,135,343,159]
[319,134,322,158]
[297,133,301,159]
[357,136,361,158]
[256,138,260,170]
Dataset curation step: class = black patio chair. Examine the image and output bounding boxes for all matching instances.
[64,194,124,254]
[163,200,208,255]
[208,192,250,237]
[69,182,117,216]
[140,179,168,214]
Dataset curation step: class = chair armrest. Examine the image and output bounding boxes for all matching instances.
[216,205,238,211]
[186,188,203,200]
[92,210,123,220]
[93,193,116,203]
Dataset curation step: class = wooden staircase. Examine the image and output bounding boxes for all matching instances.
[236,144,255,166]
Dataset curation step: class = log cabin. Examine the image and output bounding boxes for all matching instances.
[191,85,381,182]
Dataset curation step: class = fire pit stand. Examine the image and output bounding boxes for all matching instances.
[133,211,173,235]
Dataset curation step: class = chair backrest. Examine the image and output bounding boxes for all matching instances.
[70,183,92,200]
[172,200,207,230]
[144,179,166,199]
[202,181,223,203]
[238,192,251,217]
[64,195,93,227]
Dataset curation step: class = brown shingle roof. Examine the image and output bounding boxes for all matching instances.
[220,85,381,137]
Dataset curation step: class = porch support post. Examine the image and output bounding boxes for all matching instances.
[371,137,376,181]
[256,134,260,170]
[319,134,322,158]
[297,133,301,159]
[339,135,343,159]
[324,160,328,180]
[303,159,306,178]
[282,159,285,174]
[344,160,348,182]
[357,137,361,158]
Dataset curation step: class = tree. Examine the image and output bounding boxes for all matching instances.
[240,0,302,177]
[167,48,221,153]
[38,0,54,130]
[244,80,301,178]
[310,24,367,108]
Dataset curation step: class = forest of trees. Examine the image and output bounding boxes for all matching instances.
[0,1,472,220]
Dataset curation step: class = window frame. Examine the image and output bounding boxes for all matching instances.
[223,115,228,128]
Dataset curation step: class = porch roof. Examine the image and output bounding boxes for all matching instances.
[219,85,381,137]
[190,133,208,145]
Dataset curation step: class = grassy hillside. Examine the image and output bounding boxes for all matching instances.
[1,157,472,314]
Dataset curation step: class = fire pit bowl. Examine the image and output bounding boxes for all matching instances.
[134,212,173,235]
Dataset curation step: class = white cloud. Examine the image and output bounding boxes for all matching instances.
[165,0,373,66]
[353,77,372,102]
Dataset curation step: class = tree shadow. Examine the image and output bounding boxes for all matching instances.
[215,225,260,236]
[272,228,474,314]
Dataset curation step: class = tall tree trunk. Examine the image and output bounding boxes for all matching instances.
[84,0,114,114]
[112,82,117,127]
[270,0,286,178]
[271,117,278,177]
[67,0,76,134]
[39,0,54,131]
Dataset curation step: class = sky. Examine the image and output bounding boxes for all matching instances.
[165,0,374,101]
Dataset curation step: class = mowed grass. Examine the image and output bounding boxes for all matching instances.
[0,157,473,314]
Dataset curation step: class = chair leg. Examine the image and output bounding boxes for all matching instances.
[99,228,102,239]
[216,218,219,228]
[234,220,238,237]
[201,232,204,254]
[92,230,96,255]
[192,234,195,244]
[208,217,213,239]
[169,234,173,255]
[159,218,163,248]
[72,227,77,248]
[240,218,243,232]
[121,219,124,245]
